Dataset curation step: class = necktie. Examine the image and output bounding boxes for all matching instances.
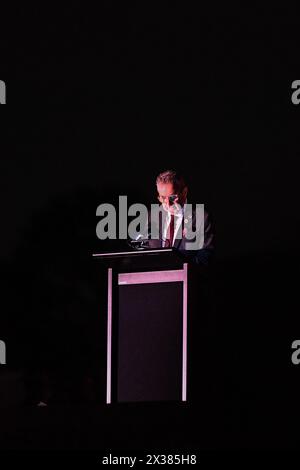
[168,214,175,247]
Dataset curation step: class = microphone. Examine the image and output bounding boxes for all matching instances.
[127,234,171,250]
[127,233,150,250]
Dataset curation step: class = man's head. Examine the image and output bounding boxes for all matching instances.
[156,170,188,213]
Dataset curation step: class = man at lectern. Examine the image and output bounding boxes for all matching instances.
[152,169,215,267]
[153,170,216,408]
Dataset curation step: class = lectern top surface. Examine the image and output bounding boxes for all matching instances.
[92,248,172,258]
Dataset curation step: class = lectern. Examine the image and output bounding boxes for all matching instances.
[93,248,188,404]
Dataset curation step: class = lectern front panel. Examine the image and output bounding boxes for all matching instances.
[104,261,188,404]
[117,282,183,402]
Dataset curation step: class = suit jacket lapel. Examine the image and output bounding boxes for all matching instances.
[173,218,184,249]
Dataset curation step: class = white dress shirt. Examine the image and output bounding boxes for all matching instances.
[162,205,184,247]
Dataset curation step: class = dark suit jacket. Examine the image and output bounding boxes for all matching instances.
[147,205,215,266]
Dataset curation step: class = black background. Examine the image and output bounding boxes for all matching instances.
[0,5,300,451]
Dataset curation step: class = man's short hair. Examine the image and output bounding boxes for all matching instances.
[156,170,187,196]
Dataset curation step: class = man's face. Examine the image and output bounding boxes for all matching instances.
[156,182,179,214]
